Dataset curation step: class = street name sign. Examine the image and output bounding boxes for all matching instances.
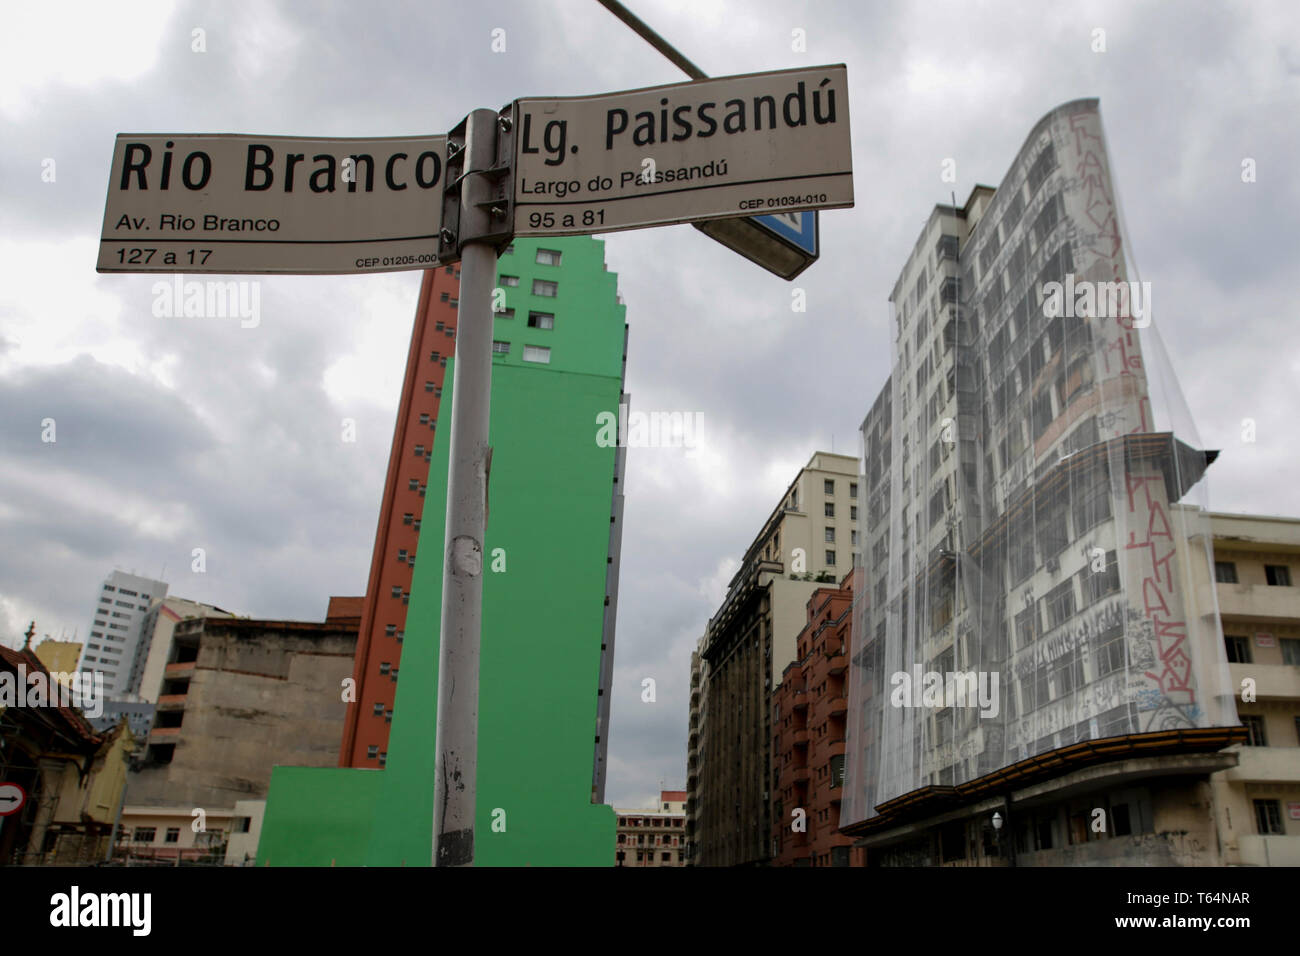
[97,134,447,275]
[511,64,852,237]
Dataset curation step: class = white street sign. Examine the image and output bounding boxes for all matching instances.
[97,134,447,275]
[512,64,852,237]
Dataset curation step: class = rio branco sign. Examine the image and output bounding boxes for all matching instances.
[511,64,852,237]
[97,134,446,274]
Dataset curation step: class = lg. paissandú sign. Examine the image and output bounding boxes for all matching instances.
[97,134,447,275]
[512,64,852,236]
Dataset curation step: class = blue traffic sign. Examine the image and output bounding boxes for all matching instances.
[753,211,818,257]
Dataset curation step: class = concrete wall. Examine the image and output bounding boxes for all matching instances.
[127,618,356,810]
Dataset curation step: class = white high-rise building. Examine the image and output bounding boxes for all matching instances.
[78,570,168,697]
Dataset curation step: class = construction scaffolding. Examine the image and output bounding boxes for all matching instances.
[843,99,1236,828]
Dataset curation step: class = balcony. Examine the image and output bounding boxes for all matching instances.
[1222,745,1300,784]
[155,694,187,712]
[149,726,181,742]
[1228,663,1300,700]
[792,690,809,711]
[1217,583,1300,623]
[792,766,810,785]
[792,729,809,748]
[164,661,195,680]
[828,696,847,716]
[1236,834,1300,867]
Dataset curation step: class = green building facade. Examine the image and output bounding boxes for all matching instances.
[258,236,627,866]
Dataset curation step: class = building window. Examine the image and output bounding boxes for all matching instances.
[824,479,835,494]
[1254,799,1284,835]
[527,311,555,330]
[379,752,387,767]
[448,299,458,308]
[492,341,511,355]
[1242,714,1267,747]
[522,345,551,364]
[532,279,558,297]
[851,505,858,520]
[535,248,562,266]
[825,527,835,543]
[500,275,519,287]
[132,827,156,843]
[824,502,835,517]
[373,702,385,715]
[1214,561,1238,584]
[1225,635,1252,664]
[409,478,419,491]
[504,244,514,255]
[414,445,424,458]
[367,745,379,759]
[379,661,391,675]
[164,827,181,844]
[495,307,515,320]
[435,321,444,332]
[1282,638,1300,666]
[1043,580,1076,631]
[439,292,449,302]
[403,513,413,525]
[425,381,435,392]
[391,586,402,598]
[1265,564,1292,587]
[826,550,836,565]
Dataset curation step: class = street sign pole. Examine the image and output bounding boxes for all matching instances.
[431,107,513,868]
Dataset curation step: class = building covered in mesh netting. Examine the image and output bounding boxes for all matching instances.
[842,99,1243,865]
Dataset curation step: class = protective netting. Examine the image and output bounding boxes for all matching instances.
[842,99,1236,827]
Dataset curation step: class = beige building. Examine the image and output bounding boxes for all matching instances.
[1191,512,1300,866]
[33,638,83,677]
[693,451,860,866]
[126,614,357,811]
[616,790,688,867]
[132,597,233,703]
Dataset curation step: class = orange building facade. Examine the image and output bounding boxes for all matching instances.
[338,265,460,768]
[771,572,864,866]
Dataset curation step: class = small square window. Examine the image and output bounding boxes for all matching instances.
[1225,635,1252,664]
[1281,638,1300,666]
[504,244,514,255]
[1254,799,1283,835]
[440,292,449,302]
[414,445,424,457]
[825,527,835,543]
[419,414,429,425]
[391,586,402,598]
[532,279,558,297]
[523,345,551,364]
[409,478,419,491]
[1265,564,1292,587]
[826,550,836,565]
[398,549,408,562]
[849,482,858,498]
[165,827,181,844]
[824,502,835,518]
[536,248,562,266]
[385,624,396,636]
[378,752,387,767]
[379,662,391,675]
[373,702,385,715]
[430,351,440,361]
[1215,561,1238,584]
[493,341,510,355]
[425,381,434,392]
[824,479,835,494]
[528,311,555,330]
[403,513,413,525]
[436,321,445,331]
[500,275,520,287]
[132,827,156,843]
[367,745,379,759]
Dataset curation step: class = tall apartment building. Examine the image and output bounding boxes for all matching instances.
[771,571,862,866]
[843,99,1240,865]
[693,450,859,866]
[1193,512,1300,866]
[686,638,704,864]
[260,236,628,865]
[615,791,688,867]
[77,570,168,697]
[339,265,459,768]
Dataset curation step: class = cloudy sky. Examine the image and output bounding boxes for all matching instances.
[1,0,1297,810]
